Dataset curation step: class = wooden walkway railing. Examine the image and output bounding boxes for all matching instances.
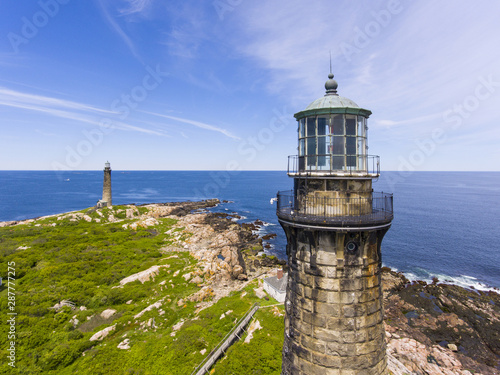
[191,303,260,375]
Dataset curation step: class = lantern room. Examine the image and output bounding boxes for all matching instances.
[289,73,379,178]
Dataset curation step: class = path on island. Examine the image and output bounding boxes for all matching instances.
[191,303,260,375]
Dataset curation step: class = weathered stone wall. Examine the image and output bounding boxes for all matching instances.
[280,224,388,375]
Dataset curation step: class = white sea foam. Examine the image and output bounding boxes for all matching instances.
[230,215,247,222]
[253,226,266,235]
[400,270,498,293]
[461,275,477,280]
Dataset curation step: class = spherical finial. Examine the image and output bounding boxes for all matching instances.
[325,73,338,96]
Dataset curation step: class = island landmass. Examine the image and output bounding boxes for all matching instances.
[0,200,498,374]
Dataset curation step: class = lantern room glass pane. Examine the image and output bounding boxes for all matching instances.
[306,137,316,156]
[317,136,327,155]
[332,155,344,170]
[332,115,343,135]
[318,155,330,170]
[346,116,356,136]
[299,138,305,156]
[346,137,356,167]
[318,117,328,136]
[357,116,365,138]
[346,137,356,155]
[326,136,332,153]
[332,136,344,155]
[306,117,316,136]
[357,137,365,156]
[299,119,305,137]
[318,136,327,167]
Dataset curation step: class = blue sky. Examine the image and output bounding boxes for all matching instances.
[1,0,499,171]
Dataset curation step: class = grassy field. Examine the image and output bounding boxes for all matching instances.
[0,206,284,375]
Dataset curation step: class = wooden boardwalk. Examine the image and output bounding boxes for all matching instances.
[191,303,260,375]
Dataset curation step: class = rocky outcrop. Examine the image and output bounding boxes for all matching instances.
[119,265,170,285]
[382,269,500,374]
[173,212,255,283]
[89,324,116,341]
[100,309,116,319]
[134,298,165,319]
[123,217,159,230]
[51,300,76,311]
[117,339,130,350]
[147,199,219,217]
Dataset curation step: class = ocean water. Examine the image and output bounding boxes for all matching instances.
[0,170,499,291]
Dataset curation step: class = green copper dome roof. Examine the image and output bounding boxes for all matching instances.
[305,95,360,110]
[294,73,371,119]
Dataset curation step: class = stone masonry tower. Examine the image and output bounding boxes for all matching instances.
[276,73,393,374]
[97,161,112,208]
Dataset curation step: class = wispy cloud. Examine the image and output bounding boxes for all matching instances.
[161,3,210,59]
[230,0,366,100]
[118,0,152,16]
[94,0,143,63]
[163,27,200,58]
[0,87,113,115]
[373,113,442,128]
[0,87,165,136]
[185,72,230,93]
[141,110,241,140]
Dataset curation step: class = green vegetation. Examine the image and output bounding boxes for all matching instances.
[212,306,284,375]
[0,207,285,374]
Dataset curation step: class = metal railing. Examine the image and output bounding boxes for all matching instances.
[287,154,380,177]
[276,190,393,226]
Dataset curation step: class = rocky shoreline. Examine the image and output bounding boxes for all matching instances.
[2,200,499,374]
[383,269,500,374]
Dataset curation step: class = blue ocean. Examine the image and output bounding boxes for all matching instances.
[1,170,499,291]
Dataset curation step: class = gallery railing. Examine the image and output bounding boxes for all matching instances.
[276,190,393,226]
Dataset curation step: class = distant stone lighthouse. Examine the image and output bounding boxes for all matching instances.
[97,161,112,208]
[276,73,393,374]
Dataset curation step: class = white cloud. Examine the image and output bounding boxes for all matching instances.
[140,110,241,140]
[160,4,209,60]
[119,0,152,16]
[230,0,381,99]
[0,87,113,115]
[94,0,143,62]
[0,87,165,136]
[373,113,442,128]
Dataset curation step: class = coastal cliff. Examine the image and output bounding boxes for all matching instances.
[0,201,498,374]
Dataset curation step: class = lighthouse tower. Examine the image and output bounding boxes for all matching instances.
[277,73,393,374]
[97,161,112,208]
